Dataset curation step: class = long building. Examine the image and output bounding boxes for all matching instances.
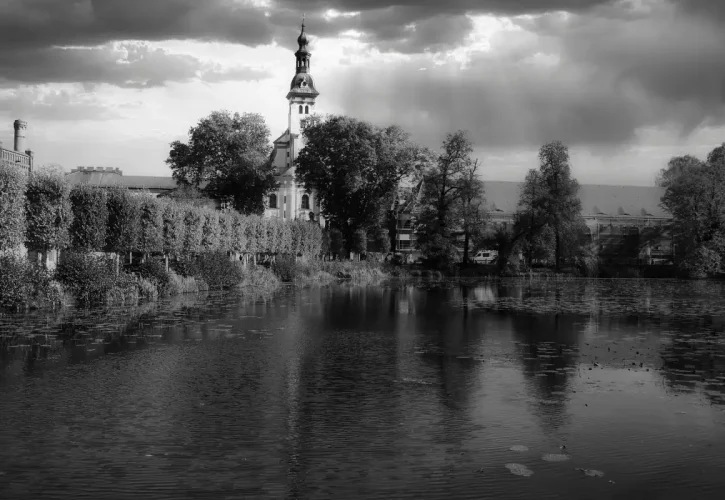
[0,120,34,173]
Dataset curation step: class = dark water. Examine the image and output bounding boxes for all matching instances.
[2,280,725,499]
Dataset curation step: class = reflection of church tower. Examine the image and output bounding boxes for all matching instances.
[266,17,323,225]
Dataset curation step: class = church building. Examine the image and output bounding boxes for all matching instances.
[264,18,324,226]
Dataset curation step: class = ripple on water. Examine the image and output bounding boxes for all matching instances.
[542,454,570,462]
[509,445,529,452]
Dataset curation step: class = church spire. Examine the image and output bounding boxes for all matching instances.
[287,14,318,98]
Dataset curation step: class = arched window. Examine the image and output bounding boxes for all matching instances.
[269,194,277,209]
[301,194,310,210]
[305,105,309,114]
[298,105,303,114]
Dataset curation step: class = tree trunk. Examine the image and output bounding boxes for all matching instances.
[463,231,470,265]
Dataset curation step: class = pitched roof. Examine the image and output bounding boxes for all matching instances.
[65,170,178,190]
[483,181,669,218]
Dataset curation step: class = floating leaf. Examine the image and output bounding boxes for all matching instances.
[505,463,534,477]
[575,468,604,477]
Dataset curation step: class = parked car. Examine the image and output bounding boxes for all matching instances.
[472,250,498,264]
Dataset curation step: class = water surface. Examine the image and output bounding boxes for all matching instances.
[2,280,725,499]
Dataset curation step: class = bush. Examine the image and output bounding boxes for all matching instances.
[187,251,244,289]
[69,184,108,251]
[136,276,159,301]
[131,260,171,295]
[271,254,297,281]
[0,254,61,310]
[166,271,205,295]
[137,195,163,255]
[55,252,124,304]
[0,164,27,253]
[25,168,73,253]
[106,187,140,255]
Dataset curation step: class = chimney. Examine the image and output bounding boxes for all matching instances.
[14,119,27,153]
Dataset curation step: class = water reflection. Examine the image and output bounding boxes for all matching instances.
[2,280,725,499]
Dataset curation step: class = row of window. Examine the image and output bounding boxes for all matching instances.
[269,193,310,210]
[299,105,310,114]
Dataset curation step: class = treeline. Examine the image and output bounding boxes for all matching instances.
[658,143,725,278]
[0,166,323,263]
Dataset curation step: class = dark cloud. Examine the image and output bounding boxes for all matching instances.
[322,0,725,151]
[0,42,270,88]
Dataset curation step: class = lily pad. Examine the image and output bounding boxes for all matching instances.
[575,468,604,477]
[542,454,570,462]
[505,463,534,477]
[509,445,529,452]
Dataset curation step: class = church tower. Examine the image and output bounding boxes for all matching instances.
[266,16,323,225]
[286,16,319,144]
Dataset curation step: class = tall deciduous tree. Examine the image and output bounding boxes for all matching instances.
[416,130,478,266]
[25,168,73,256]
[661,144,725,276]
[105,187,140,261]
[69,184,108,252]
[295,115,422,254]
[167,110,278,214]
[456,162,488,264]
[515,141,583,272]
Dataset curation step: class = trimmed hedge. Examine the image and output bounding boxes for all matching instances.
[0,164,27,252]
[25,169,73,252]
[69,184,108,252]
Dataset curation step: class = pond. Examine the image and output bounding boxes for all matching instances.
[2,279,725,499]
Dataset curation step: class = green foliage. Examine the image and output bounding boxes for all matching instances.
[272,254,297,281]
[69,184,108,252]
[296,115,423,251]
[167,110,277,214]
[24,168,73,252]
[55,252,126,304]
[0,254,60,310]
[137,195,163,254]
[230,212,247,254]
[328,228,345,259]
[661,144,725,273]
[183,207,204,255]
[105,187,140,254]
[218,211,233,252]
[132,260,171,295]
[417,130,477,264]
[201,208,220,251]
[187,251,244,289]
[351,229,367,254]
[161,200,185,257]
[0,164,28,252]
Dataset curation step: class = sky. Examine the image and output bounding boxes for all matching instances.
[1,0,724,186]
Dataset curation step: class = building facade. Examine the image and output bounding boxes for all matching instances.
[0,120,34,173]
[264,19,324,226]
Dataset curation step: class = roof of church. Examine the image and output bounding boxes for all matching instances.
[483,181,668,218]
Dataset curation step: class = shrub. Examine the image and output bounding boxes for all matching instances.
[137,195,163,255]
[132,260,171,295]
[183,207,203,255]
[25,168,73,253]
[161,200,185,259]
[271,254,297,281]
[0,164,27,252]
[105,187,140,256]
[201,208,220,251]
[136,276,159,301]
[55,252,122,304]
[69,184,108,251]
[0,254,61,310]
[238,264,279,290]
[187,251,244,289]
[166,271,204,295]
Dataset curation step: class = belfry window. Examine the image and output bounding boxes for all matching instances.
[269,194,277,209]
[301,194,310,210]
[299,105,303,114]
[305,105,309,114]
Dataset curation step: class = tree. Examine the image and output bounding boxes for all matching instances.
[69,184,108,252]
[295,115,422,254]
[655,155,704,188]
[456,162,488,264]
[167,110,278,214]
[515,141,583,272]
[105,187,140,261]
[661,145,725,276]
[25,168,73,256]
[416,130,477,266]
[0,164,27,254]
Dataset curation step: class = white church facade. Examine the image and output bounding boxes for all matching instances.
[264,19,324,226]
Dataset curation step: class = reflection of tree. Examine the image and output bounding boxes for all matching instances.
[508,312,582,434]
[658,320,725,407]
